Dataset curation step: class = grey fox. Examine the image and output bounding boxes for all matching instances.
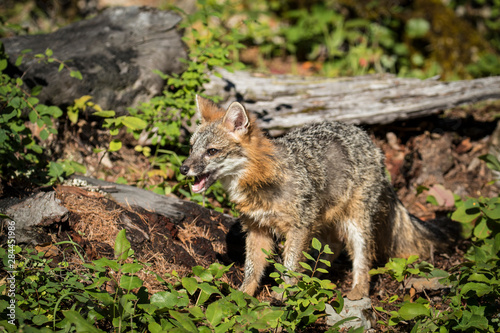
[180,96,449,300]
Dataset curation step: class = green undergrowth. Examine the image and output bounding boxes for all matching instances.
[179,0,500,79]
[0,233,355,332]
[369,154,500,332]
[0,43,86,186]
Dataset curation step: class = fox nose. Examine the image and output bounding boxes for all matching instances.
[180,164,189,176]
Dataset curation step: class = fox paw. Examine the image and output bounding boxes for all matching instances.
[346,285,368,301]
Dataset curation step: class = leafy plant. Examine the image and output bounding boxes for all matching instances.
[0,232,348,332]
[265,238,355,331]
[451,154,500,240]
[102,3,246,214]
[371,153,500,332]
[370,255,436,290]
[0,43,85,185]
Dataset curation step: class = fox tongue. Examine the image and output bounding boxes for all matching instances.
[192,174,208,193]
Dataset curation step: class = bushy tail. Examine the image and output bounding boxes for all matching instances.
[389,201,457,260]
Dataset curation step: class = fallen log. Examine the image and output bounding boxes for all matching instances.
[205,69,500,135]
[70,175,237,226]
[1,6,186,114]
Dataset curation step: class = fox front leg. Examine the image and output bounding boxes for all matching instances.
[239,227,274,296]
[281,228,311,286]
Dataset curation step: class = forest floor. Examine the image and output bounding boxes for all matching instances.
[4,99,500,332]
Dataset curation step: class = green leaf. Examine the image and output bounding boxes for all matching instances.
[182,277,198,295]
[468,273,491,284]
[93,110,115,118]
[206,301,223,327]
[48,161,64,178]
[299,262,313,271]
[70,70,83,80]
[108,139,122,152]
[29,110,37,124]
[398,302,430,320]
[68,109,79,124]
[169,310,198,332]
[453,306,489,331]
[473,218,491,239]
[45,48,53,57]
[32,314,49,325]
[120,275,143,290]
[114,229,131,261]
[198,282,220,296]
[406,18,430,38]
[483,203,500,220]
[31,85,42,96]
[121,116,147,130]
[0,59,8,71]
[121,263,143,274]
[69,160,87,174]
[461,282,492,297]
[192,266,213,281]
[302,251,315,261]
[188,306,205,319]
[426,195,439,206]
[40,129,49,140]
[86,290,114,306]
[148,322,163,333]
[319,258,331,267]
[64,310,104,332]
[312,238,321,251]
[451,205,481,223]
[479,154,500,172]
[151,291,188,309]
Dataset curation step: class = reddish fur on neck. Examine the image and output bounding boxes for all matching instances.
[238,119,282,194]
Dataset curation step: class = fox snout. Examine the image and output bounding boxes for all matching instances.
[180,158,215,193]
[179,164,190,176]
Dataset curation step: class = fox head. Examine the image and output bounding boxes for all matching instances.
[180,96,253,193]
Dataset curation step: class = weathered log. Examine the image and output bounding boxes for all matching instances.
[205,69,500,135]
[69,176,244,264]
[0,176,243,265]
[0,192,68,244]
[1,6,186,114]
[70,175,237,225]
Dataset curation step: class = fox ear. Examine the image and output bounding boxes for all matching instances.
[223,102,250,135]
[196,95,224,123]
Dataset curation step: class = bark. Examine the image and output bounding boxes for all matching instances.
[205,69,500,135]
[1,6,187,114]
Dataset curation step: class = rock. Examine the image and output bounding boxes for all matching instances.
[325,297,373,330]
[0,192,68,244]
[1,6,186,114]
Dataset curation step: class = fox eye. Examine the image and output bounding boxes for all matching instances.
[206,148,219,156]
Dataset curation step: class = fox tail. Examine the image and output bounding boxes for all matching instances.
[388,201,458,260]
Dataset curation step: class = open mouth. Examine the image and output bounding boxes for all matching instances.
[191,173,213,193]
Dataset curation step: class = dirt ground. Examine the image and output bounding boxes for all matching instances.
[4,99,500,331]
